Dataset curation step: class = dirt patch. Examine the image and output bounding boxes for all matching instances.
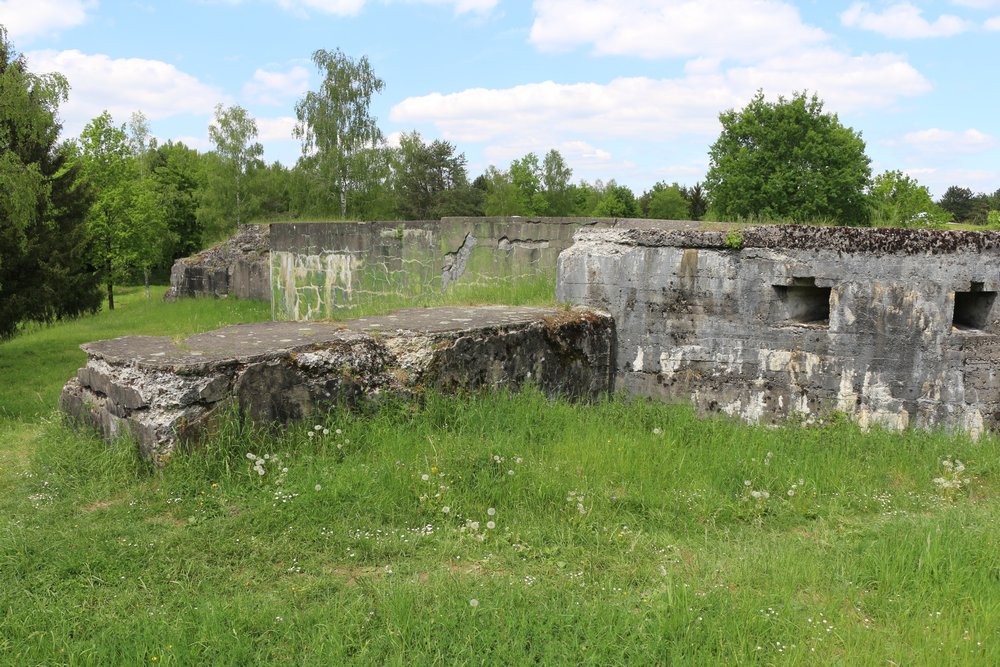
[81,498,123,513]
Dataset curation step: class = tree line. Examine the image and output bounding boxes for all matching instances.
[2,29,998,339]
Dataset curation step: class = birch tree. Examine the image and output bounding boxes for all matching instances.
[208,103,263,229]
[294,48,385,219]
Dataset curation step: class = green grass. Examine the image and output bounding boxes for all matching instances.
[317,273,559,322]
[0,286,271,421]
[2,282,999,665]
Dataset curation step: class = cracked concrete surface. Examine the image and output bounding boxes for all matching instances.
[61,306,615,463]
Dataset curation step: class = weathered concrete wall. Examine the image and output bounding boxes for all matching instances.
[61,306,615,463]
[270,217,618,320]
[165,224,271,301]
[557,224,1000,435]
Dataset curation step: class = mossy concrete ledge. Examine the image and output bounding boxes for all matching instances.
[60,306,615,464]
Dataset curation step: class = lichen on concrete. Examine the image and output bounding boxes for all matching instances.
[165,224,271,301]
[61,306,615,463]
[558,224,1000,436]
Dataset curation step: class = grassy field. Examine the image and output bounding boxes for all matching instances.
[1,284,998,665]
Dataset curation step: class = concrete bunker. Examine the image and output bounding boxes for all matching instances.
[953,283,996,331]
[773,278,832,327]
[558,223,1000,436]
[61,306,616,463]
[130,218,1000,444]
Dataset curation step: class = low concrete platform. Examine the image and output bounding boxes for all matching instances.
[61,306,615,463]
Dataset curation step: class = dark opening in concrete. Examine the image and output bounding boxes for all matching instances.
[774,278,831,326]
[953,284,995,331]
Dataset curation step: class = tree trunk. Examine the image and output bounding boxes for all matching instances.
[235,173,242,227]
[144,269,150,299]
[106,245,114,310]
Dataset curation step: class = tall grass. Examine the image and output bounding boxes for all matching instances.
[2,391,997,664]
[323,273,558,321]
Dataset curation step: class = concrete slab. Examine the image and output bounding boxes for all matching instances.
[62,306,615,464]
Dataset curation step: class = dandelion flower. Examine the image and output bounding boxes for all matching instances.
[314,425,323,431]
[470,521,480,530]
[744,480,752,487]
[421,474,430,481]
[487,507,496,516]
[441,506,450,514]
[246,453,255,460]
[315,484,322,491]
[486,521,496,530]
[469,599,479,607]
[323,428,330,435]
[335,429,342,435]
[653,427,663,435]
[307,432,314,438]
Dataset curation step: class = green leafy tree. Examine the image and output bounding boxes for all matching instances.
[869,170,950,227]
[593,181,637,218]
[249,161,293,221]
[294,48,385,219]
[150,140,204,269]
[571,180,604,216]
[205,103,263,236]
[542,149,574,216]
[481,165,521,216]
[0,29,99,338]
[938,186,975,223]
[682,182,708,220]
[509,152,546,214]
[642,181,689,220]
[393,131,473,219]
[705,91,872,225]
[80,111,168,308]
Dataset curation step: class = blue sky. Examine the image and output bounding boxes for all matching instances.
[3,0,998,198]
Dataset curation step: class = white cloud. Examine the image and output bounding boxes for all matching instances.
[256,116,298,143]
[243,66,310,105]
[0,0,93,41]
[393,78,732,144]
[897,167,1000,198]
[275,0,367,16]
[269,0,496,16]
[26,50,223,134]
[481,138,613,167]
[841,2,971,38]
[529,0,826,61]
[391,50,929,147]
[986,15,1000,29]
[902,128,997,153]
[173,135,213,152]
[726,50,931,111]
[405,0,498,14]
[384,131,403,148]
[952,0,1000,8]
